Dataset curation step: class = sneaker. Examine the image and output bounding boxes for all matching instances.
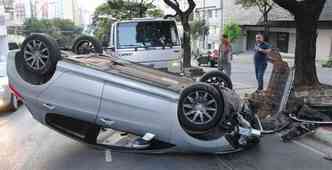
[132,138,151,149]
[255,89,264,94]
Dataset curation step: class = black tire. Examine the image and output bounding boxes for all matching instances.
[72,35,103,54]
[200,70,233,89]
[20,33,60,76]
[178,83,224,132]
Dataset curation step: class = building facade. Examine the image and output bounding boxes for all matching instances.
[224,0,332,60]
[156,0,223,52]
[194,0,223,50]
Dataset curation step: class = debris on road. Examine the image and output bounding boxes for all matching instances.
[246,49,332,144]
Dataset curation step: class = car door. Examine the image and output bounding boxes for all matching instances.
[96,74,177,142]
[38,68,104,124]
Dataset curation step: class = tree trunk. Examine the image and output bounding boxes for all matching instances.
[294,13,320,88]
[272,0,326,89]
[182,19,192,68]
[263,12,269,41]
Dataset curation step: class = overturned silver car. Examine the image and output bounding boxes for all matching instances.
[7,34,262,154]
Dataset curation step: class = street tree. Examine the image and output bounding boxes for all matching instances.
[236,0,273,38]
[190,20,209,40]
[273,0,326,88]
[93,0,163,41]
[163,0,196,68]
[23,18,82,47]
[95,0,163,20]
[223,22,242,42]
[190,20,209,56]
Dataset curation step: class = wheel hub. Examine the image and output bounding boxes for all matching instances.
[194,104,206,113]
[24,40,49,71]
[183,90,218,125]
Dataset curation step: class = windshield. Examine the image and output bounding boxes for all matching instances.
[117,21,180,49]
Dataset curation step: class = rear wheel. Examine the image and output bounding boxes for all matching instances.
[200,70,233,89]
[72,35,103,54]
[21,33,60,75]
[178,83,224,133]
[17,34,60,85]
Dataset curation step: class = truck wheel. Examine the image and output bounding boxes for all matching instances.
[178,83,224,132]
[200,70,233,89]
[21,33,60,75]
[72,35,103,54]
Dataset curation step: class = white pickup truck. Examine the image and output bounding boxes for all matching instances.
[74,18,183,73]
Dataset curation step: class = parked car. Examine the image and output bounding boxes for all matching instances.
[8,34,261,153]
[196,50,219,67]
[0,44,21,112]
[0,7,21,112]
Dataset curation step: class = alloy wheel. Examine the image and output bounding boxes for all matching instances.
[182,90,218,125]
[23,40,49,71]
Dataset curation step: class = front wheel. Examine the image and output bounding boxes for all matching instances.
[72,36,103,54]
[178,83,224,133]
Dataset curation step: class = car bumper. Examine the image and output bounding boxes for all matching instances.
[0,85,11,111]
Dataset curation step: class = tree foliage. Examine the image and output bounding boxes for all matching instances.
[23,18,82,47]
[223,22,242,42]
[93,0,163,41]
[95,0,162,20]
[236,0,273,36]
[190,20,209,40]
[236,0,273,13]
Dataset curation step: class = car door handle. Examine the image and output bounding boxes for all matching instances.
[100,118,115,126]
[43,103,55,110]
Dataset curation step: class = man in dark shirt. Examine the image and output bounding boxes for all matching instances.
[254,33,272,92]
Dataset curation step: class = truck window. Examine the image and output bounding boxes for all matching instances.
[117,21,180,49]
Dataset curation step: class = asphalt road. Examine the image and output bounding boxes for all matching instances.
[1,106,332,170]
[199,54,332,90]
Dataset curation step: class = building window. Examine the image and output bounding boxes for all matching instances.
[208,43,212,49]
[196,11,200,19]
[215,10,218,18]
[208,10,212,18]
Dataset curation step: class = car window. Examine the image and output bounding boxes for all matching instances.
[117,21,180,49]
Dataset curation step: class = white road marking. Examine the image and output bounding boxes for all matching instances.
[292,140,327,157]
[105,149,113,162]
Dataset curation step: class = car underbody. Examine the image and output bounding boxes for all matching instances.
[7,33,262,154]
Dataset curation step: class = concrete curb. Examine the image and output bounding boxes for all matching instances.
[312,127,332,146]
